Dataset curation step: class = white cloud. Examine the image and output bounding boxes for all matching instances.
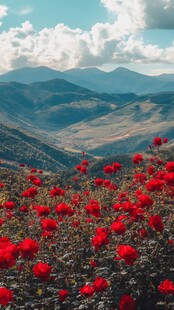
[101,0,174,30]
[0,1,174,74]
[0,5,8,27]
[16,6,33,16]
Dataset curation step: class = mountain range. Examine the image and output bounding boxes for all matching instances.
[0,66,174,167]
[1,66,174,95]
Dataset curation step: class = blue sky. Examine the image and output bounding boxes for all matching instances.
[0,0,174,75]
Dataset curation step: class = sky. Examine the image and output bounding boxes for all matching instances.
[0,0,174,75]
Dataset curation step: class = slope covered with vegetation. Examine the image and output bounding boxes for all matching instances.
[0,137,173,309]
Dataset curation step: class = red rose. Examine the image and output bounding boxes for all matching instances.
[119,294,136,310]
[34,205,50,217]
[81,159,89,166]
[146,179,164,191]
[153,137,162,147]
[4,201,15,210]
[33,262,52,282]
[112,162,122,173]
[58,289,68,302]
[92,231,110,252]
[132,154,143,164]
[41,218,58,231]
[94,178,103,186]
[0,287,14,306]
[19,238,39,260]
[0,249,15,269]
[110,221,127,235]
[85,201,101,218]
[50,187,65,197]
[158,279,174,295]
[117,245,138,265]
[55,203,74,216]
[79,285,94,297]
[92,276,108,292]
[148,215,164,232]
[138,194,154,208]
[164,172,174,186]
[103,165,113,174]
[22,187,38,199]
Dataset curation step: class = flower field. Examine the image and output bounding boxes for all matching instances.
[0,137,174,309]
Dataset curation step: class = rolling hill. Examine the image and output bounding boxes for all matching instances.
[0,77,174,160]
[0,123,82,171]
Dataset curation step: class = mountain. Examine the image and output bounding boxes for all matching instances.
[1,66,174,95]
[0,78,136,131]
[0,66,68,84]
[0,123,82,171]
[0,77,174,158]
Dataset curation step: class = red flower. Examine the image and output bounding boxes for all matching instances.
[163,137,168,144]
[32,178,42,187]
[158,279,174,295]
[79,285,94,297]
[55,203,74,216]
[138,194,154,208]
[147,165,155,175]
[0,183,4,188]
[134,173,147,184]
[0,249,16,269]
[132,154,143,164]
[92,231,110,251]
[31,168,37,173]
[139,228,148,238]
[117,245,138,265]
[58,289,68,302]
[33,262,52,282]
[92,276,108,292]
[119,294,136,310]
[148,215,164,232]
[153,137,162,147]
[112,162,122,173]
[103,165,113,174]
[164,172,174,186]
[19,238,39,260]
[85,201,101,218]
[4,201,15,210]
[110,221,127,235]
[22,187,38,199]
[34,205,50,217]
[19,163,25,167]
[81,159,89,166]
[41,218,58,231]
[112,203,122,211]
[165,162,174,172]
[94,178,103,186]
[19,205,29,213]
[90,260,97,267]
[50,187,65,197]
[0,287,14,306]
[145,179,164,191]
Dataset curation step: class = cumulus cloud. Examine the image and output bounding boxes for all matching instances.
[101,0,174,30]
[0,1,174,73]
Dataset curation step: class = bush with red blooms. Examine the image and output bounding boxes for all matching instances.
[116,245,139,265]
[32,262,52,282]
[119,294,136,310]
[158,279,174,295]
[0,287,14,307]
[58,289,68,302]
[0,137,173,309]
